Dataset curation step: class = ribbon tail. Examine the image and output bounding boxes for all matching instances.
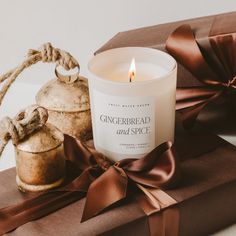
[81,166,128,222]
[0,167,94,235]
[0,191,85,235]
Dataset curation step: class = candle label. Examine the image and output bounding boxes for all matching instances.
[92,90,155,155]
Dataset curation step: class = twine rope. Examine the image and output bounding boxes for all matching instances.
[0,105,48,156]
[0,42,79,106]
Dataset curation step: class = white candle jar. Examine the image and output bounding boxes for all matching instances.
[88,47,177,162]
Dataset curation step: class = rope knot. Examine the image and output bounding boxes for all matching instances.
[0,42,80,108]
[41,43,58,63]
[28,43,79,71]
[0,105,48,154]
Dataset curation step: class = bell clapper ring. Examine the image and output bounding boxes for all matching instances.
[55,65,80,84]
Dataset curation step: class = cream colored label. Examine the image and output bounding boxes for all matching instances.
[92,90,155,155]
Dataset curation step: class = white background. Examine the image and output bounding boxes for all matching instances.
[0,0,236,235]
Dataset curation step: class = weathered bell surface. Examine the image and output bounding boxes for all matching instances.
[15,123,65,192]
[17,123,64,152]
[36,67,92,141]
[36,76,90,113]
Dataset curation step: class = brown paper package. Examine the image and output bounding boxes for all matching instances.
[96,11,236,88]
[96,11,236,141]
[1,118,236,236]
[96,11,236,235]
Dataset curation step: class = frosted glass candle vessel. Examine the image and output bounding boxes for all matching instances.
[88,47,177,162]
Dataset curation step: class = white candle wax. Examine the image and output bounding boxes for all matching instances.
[88,47,177,162]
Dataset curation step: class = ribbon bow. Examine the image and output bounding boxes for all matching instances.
[0,136,180,234]
[166,24,236,128]
[81,141,180,221]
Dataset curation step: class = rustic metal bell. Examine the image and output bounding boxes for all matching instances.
[16,122,65,192]
[0,105,65,192]
[36,65,92,141]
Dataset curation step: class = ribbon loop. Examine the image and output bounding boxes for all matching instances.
[81,141,180,222]
[166,24,236,128]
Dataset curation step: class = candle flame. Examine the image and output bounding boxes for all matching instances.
[129,58,136,82]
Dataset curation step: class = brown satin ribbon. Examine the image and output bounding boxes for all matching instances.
[81,141,180,222]
[148,207,180,236]
[166,24,236,129]
[0,136,180,235]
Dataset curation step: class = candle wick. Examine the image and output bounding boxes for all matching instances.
[129,72,135,83]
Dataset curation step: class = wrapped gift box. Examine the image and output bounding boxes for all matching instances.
[95,11,236,141]
[2,120,236,236]
[96,11,236,88]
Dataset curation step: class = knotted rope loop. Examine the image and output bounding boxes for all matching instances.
[27,43,79,70]
[0,105,48,156]
[0,42,80,106]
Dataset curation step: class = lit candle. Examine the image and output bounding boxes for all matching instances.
[88,47,177,162]
[129,58,136,82]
